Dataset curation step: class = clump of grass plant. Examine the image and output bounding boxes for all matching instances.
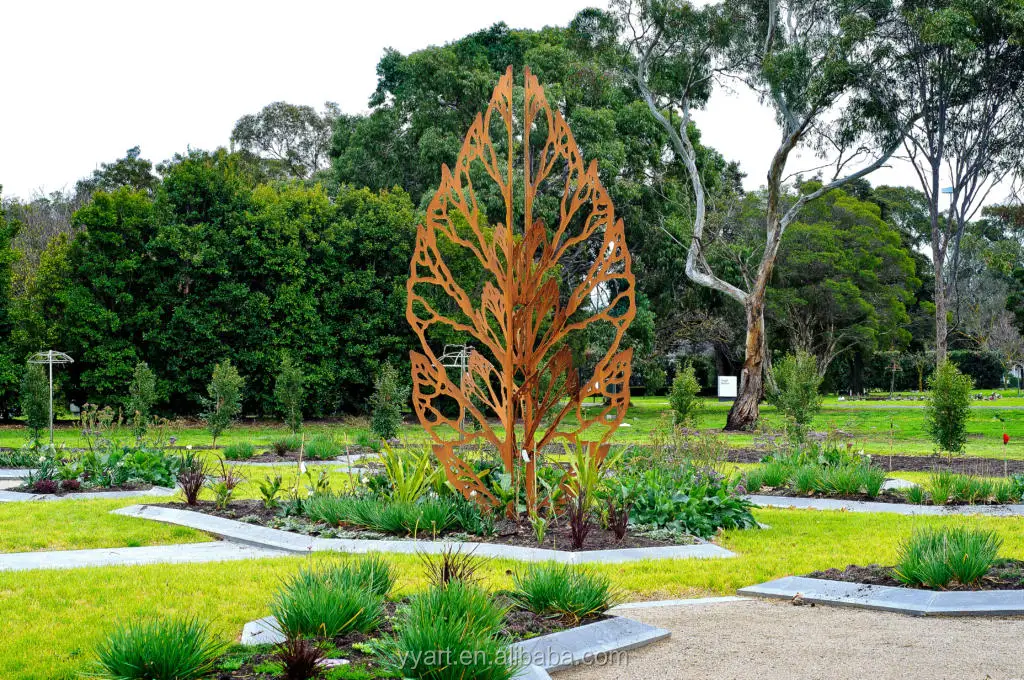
[379,581,517,680]
[270,559,390,639]
[861,466,887,499]
[222,441,256,461]
[792,465,822,495]
[928,471,957,505]
[894,526,1002,588]
[905,484,926,504]
[92,617,226,680]
[303,494,457,536]
[272,434,303,455]
[759,461,789,488]
[304,434,341,461]
[274,637,324,680]
[508,562,616,623]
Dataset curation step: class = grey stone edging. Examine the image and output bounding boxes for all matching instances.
[738,576,1024,616]
[0,468,34,480]
[608,596,749,611]
[0,485,177,503]
[746,494,1024,516]
[242,614,669,679]
[0,541,288,571]
[112,504,737,563]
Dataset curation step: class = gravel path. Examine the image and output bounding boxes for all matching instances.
[555,598,1024,680]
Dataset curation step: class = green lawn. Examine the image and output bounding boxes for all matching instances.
[3,507,1024,679]
[0,464,364,554]
[3,392,1023,460]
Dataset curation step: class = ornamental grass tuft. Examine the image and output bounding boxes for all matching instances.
[508,562,616,623]
[92,616,226,680]
[379,581,517,680]
[894,526,1002,588]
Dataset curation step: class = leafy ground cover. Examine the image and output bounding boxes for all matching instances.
[4,509,1024,679]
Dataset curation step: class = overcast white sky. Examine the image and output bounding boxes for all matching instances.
[0,0,1009,204]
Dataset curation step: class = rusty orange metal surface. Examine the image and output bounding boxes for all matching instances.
[406,66,635,511]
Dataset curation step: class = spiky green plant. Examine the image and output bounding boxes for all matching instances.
[92,617,226,680]
[508,562,616,623]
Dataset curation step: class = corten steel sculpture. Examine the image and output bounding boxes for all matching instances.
[406,67,635,512]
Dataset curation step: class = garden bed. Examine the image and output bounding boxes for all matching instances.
[725,447,1024,477]
[151,500,700,550]
[807,561,1024,591]
[219,599,606,679]
[752,487,1021,507]
[17,480,158,496]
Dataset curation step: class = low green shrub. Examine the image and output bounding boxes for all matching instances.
[861,466,887,499]
[792,465,822,495]
[304,435,341,460]
[895,526,1002,588]
[92,617,225,680]
[287,557,395,597]
[379,581,516,680]
[743,468,764,494]
[222,442,256,460]
[304,495,459,536]
[905,484,926,504]
[928,471,957,505]
[272,434,303,455]
[271,561,388,639]
[820,464,863,496]
[994,479,1018,504]
[626,466,756,539]
[759,461,790,488]
[509,563,615,623]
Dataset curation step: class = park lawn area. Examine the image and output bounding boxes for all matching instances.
[1,392,1022,460]
[0,465,360,553]
[3,508,1024,679]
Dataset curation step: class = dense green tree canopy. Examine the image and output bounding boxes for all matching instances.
[769,185,919,371]
[0,190,19,417]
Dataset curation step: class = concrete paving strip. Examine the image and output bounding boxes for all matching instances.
[746,494,1024,516]
[113,504,737,562]
[739,576,1024,616]
[0,468,34,479]
[0,486,177,503]
[0,541,289,571]
[551,598,1024,680]
[609,596,749,612]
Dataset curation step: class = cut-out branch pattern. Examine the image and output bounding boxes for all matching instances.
[406,67,635,511]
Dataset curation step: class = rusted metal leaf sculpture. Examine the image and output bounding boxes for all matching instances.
[406,66,635,512]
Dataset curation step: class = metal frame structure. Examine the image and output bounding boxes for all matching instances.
[26,350,74,445]
[406,67,636,511]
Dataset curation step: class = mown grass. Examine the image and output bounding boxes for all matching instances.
[0,498,209,553]
[0,465,359,554]
[3,508,1024,679]
[2,393,1022,459]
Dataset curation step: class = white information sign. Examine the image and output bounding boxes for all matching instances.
[717,376,738,400]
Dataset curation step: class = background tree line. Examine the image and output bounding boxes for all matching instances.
[0,2,1022,422]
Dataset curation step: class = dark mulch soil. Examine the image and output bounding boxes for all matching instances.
[724,447,1024,477]
[806,560,1024,591]
[19,481,155,496]
[156,500,696,551]
[215,598,603,679]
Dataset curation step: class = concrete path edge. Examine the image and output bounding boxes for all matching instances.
[112,504,737,563]
[241,614,669,680]
[739,576,1024,616]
